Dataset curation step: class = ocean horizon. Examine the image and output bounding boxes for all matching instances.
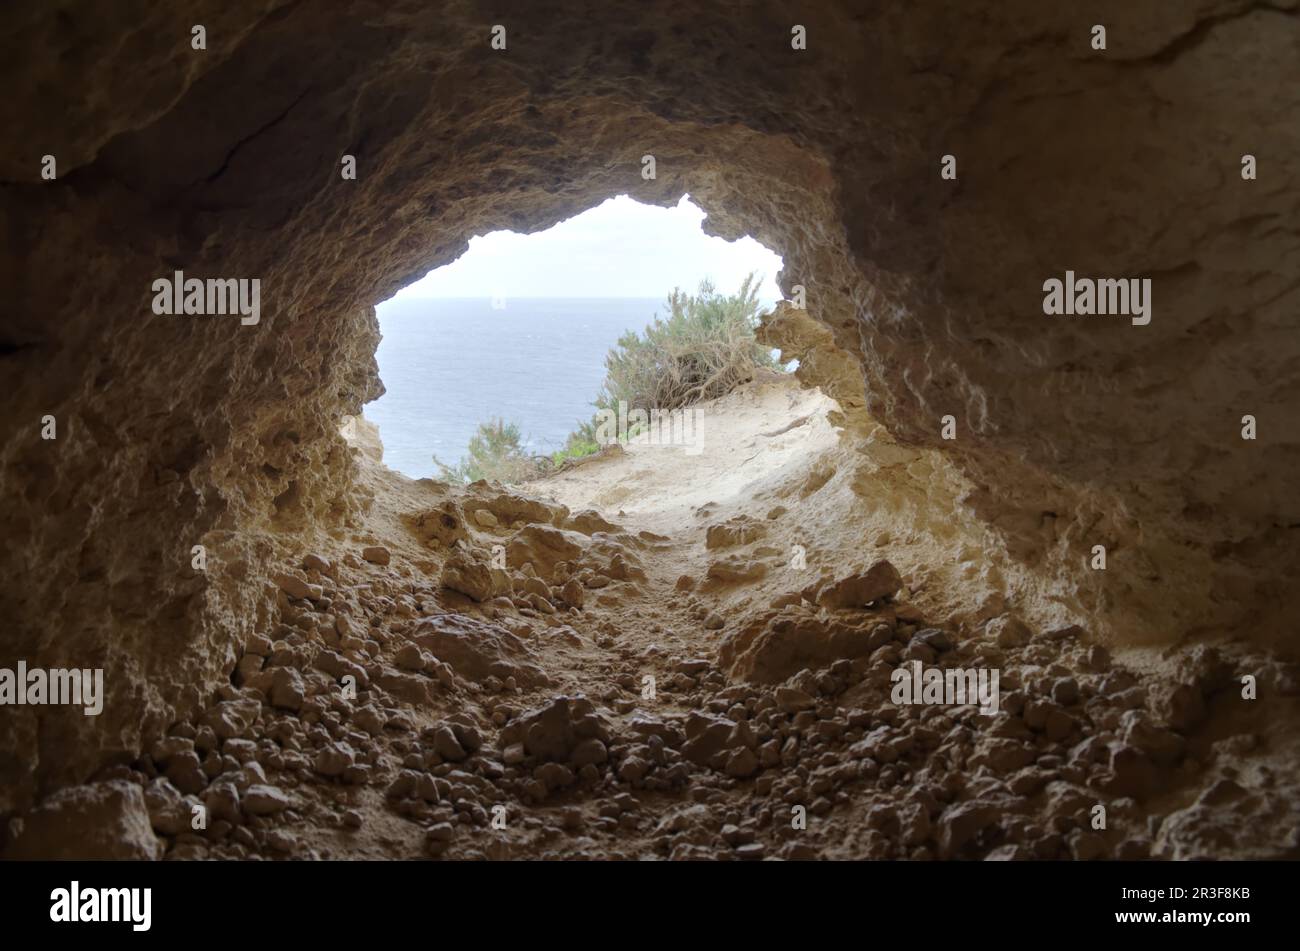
[367,296,672,479]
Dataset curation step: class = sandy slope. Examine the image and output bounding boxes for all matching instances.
[526,373,842,527]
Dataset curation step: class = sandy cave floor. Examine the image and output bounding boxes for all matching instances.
[15,376,1299,861]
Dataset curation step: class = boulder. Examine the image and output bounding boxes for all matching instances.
[816,561,902,609]
[3,780,161,860]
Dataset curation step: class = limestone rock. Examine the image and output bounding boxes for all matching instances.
[705,517,766,549]
[567,510,620,535]
[558,578,585,609]
[506,526,588,582]
[720,608,883,684]
[988,616,1032,649]
[409,500,468,549]
[200,699,261,740]
[273,572,314,601]
[706,558,769,584]
[243,785,294,816]
[440,544,510,602]
[413,613,548,686]
[3,780,161,860]
[476,492,567,528]
[937,801,999,859]
[816,561,902,609]
[268,668,305,711]
[499,696,611,764]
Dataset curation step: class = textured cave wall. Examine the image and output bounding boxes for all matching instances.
[1,0,1297,810]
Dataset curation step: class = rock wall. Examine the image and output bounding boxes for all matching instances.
[2,0,1297,809]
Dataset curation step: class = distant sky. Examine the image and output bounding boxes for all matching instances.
[390,195,783,301]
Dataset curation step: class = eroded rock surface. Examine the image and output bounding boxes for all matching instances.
[1,2,1298,852]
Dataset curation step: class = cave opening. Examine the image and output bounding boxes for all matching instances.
[362,193,790,493]
[3,3,1297,870]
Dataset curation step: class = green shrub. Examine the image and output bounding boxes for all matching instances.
[434,418,543,484]
[595,272,778,415]
[564,273,781,448]
[550,435,601,466]
[440,275,782,484]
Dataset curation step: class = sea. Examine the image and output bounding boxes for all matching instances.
[367,297,668,479]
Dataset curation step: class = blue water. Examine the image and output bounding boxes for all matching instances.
[367,297,666,479]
